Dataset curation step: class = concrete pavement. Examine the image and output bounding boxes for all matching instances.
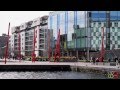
[0,59,119,70]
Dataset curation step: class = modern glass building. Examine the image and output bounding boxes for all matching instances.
[48,11,120,59]
[48,11,88,58]
[48,12,87,45]
[90,11,120,50]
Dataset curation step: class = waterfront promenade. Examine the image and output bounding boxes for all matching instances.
[0,59,120,71]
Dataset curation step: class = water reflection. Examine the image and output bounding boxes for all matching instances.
[0,71,108,79]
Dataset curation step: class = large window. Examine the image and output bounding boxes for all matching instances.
[99,11,106,21]
[91,11,99,21]
[110,11,118,20]
[91,11,106,21]
[60,12,65,34]
[77,11,86,27]
[67,11,74,41]
[118,11,120,20]
[52,15,57,40]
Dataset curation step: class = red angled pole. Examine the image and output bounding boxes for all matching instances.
[18,30,21,62]
[4,22,10,64]
[99,27,105,62]
[54,29,60,62]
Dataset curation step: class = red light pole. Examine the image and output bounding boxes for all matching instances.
[4,22,10,64]
[32,28,37,62]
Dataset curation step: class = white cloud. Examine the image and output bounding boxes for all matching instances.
[0,11,51,35]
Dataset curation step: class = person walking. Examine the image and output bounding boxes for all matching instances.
[90,57,92,63]
[114,56,118,66]
[96,58,99,65]
[92,57,95,65]
[118,58,120,68]
[108,58,111,62]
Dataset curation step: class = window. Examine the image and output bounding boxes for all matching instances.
[118,11,120,20]
[118,36,120,40]
[98,22,101,27]
[112,36,115,40]
[104,23,106,27]
[110,22,112,27]
[40,39,44,43]
[39,45,44,49]
[115,41,118,44]
[110,11,118,20]
[91,11,106,21]
[115,22,118,27]
[115,32,118,36]
[93,23,96,27]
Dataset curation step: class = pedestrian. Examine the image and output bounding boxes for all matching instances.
[108,58,111,63]
[92,57,95,65]
[96,58,99,65]
[114,56,118,66]
[90,57,92,63]
[118,58,120,68]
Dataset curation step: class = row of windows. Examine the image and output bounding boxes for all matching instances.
[91,22,120,27]
[110,11,120,20]
[91,11,120,21]
[49,11,86,36]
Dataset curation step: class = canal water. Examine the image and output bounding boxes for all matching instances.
[0,71,108,79]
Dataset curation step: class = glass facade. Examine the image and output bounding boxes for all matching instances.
[91,11,106,21]
[48,11,120,51]
[48,11,87,49]
[110,11,120,20]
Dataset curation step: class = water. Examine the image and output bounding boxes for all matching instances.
[0,71,108,79]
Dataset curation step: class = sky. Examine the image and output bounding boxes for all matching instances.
[0,11,51,36]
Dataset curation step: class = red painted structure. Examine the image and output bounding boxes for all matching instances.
[54,29,60,62]
[99,27,105,62]
[4,22,10,64]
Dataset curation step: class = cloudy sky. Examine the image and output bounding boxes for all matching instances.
[0,11,51,36]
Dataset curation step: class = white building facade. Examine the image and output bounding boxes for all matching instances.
[10,16,48,57]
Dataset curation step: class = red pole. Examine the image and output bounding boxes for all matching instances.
[100,27,105,62]
[54,29,60,62]
[18,30,21,62]
[4,22,10,64]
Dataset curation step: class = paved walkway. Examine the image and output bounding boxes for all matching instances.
[0,59,120,70]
